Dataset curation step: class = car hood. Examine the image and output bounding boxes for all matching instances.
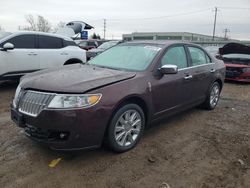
[20,64,136,93]
[219,43,250,55]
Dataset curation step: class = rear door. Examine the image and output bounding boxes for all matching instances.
[1,34,39,76]
[151,45,194,117]
[38,35,67,69]
[186,45,215,101]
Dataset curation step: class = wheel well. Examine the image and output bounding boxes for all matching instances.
[115,97,149,124]
[214,79,223,91]
[103,96,149,144]
[64,58,82,65]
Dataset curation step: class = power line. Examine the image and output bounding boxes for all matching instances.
[86,19,104,22]
[218,6,250,10]
[107,8,211,22]
[75,7,250,25]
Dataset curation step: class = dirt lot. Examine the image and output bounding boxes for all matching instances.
[0,82,250,188]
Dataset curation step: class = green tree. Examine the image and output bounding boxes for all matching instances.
[96,34,101,39]
[92,33,97,39]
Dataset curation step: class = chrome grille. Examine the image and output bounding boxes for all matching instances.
[18,91,55,117]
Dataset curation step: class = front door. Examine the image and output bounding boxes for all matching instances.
[1,34,39,77]
[151,45,194,118]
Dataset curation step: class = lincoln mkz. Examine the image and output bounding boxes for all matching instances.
[11,41,225,152]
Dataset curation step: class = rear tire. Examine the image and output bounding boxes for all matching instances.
[202,82,221,110]
[107,104,145,153]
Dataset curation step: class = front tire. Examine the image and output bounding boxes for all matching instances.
[107,104,145,152]
[202,82,221,110]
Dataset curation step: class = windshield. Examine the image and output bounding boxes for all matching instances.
[98,41,119,49]
[79,41,88,46]
[0,32,12,40]
[89,44,162,71]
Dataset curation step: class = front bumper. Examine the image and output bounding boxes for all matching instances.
[225,67,250,82]
[11,105,111,150]
[225,77,250,82]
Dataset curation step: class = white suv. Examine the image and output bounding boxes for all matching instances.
[0,31,86,80]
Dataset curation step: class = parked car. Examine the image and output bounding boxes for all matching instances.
[75,40,98,51]
[86,40,121,60]
[11,41,225,152]
[218,43,250,82]
[0,31,86,81]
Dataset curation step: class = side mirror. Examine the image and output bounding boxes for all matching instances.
[160,64,178,74]
[2,43,14,51]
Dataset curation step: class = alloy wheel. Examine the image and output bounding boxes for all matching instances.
[210,84,220,108]
[114,109,142,147]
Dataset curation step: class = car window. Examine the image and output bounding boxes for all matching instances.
[188,47,207,66]
[88,41,97,46]
[63,40,77,47]
[79,41,87,47]
[38,35,63,49]
[160,46,187,69]
[89,44,161,71]
[0,32,12,40]
[4,34,35,49]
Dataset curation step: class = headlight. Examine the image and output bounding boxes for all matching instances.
[48,94,102,109]
[13,85,21,108]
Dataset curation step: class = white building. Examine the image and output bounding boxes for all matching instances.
[123,32,225,42]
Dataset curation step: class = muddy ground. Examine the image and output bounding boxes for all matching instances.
[0,82,250,188]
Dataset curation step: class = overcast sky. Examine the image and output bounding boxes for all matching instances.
[1,0,250,40]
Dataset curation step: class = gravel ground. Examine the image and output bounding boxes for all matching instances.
[0,81,250,188]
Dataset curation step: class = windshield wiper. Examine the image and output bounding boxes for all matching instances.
[92,65,123,71]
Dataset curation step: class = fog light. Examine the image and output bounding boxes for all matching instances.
[49,131,69,141]
[60,133,67,139]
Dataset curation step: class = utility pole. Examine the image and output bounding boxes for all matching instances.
[212,7,218,41]
[103,19,106,39]
[223,28,230,39]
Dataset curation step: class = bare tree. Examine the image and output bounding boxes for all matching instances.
[20,14,52,32]
[54,21,66,32]
[37,15,51,32]
[25,14,37,31]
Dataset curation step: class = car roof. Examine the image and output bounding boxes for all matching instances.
[11,31,73,41]
[124,40,199,47]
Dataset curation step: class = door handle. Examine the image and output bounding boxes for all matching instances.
[210,69,215,73]
[60,52,68,55]
[28,52,37,56]
[184,75,193,80]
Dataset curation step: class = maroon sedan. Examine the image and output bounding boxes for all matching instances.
[11,41,225,152]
